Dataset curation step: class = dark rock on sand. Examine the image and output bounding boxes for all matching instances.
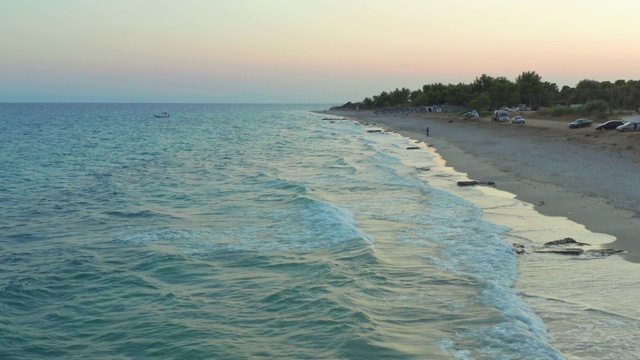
[534,247,626,257]
[532,238,626,257]
[513,243,526,255]
[585,249,626,256]
[544,237,590,247]
[457,180,496,186]
[534,248,585,255]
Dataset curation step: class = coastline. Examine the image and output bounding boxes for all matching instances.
[320,109,640,263]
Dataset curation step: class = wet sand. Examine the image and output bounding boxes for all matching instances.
[321,109,640,262]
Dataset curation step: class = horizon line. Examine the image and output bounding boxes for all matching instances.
[0,101,341,105]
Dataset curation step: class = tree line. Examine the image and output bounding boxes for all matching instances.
[345,71,640,111]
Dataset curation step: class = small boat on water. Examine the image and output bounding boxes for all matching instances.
[153,112,170,118]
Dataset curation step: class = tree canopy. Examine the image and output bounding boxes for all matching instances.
[344,71,640,111]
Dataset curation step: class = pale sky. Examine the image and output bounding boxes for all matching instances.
[2,0,639,103]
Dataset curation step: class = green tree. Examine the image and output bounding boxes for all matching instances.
[610,85,624,109]
[409,89,423,104]
[490,77,519,109]
[422,83,448,105]
[538,81,559,108]
[412,92,429,106]
[468,92,492,111]
[516,71,542,107]
[558,85,574,104]
[621,80,640,109]
[389,87,411,106]
[373,91,390,108]
[471,74,494,94]
[362,97,374,109]
[573,79,601,104]
[599,81,623,109]
[448,83,474,107]
[356,72,639,111]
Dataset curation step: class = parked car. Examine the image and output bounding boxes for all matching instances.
[463,110,479,118]
[595,120,625,130]
[616,122,640,132]
[508,107,520,112]
[568,119,592,128]
[512,116,525,124]
[493,110,510,122]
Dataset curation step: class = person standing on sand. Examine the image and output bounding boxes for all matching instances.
[426,127,429,136]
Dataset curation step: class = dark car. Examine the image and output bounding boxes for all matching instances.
[595,120,625,130]
[569,119,593,128]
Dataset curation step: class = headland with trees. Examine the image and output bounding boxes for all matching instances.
[336,71,640,119]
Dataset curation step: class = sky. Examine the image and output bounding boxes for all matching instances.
[2,0,640,103]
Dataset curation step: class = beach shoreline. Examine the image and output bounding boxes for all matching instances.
[319,109,640,262]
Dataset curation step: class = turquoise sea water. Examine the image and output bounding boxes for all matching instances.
[1,103,630,359]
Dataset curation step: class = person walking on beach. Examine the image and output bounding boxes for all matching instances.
[426,127,430,136]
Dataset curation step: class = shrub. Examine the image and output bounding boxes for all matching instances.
[552,105,574,116]
[582,100,609,114]
[535,108,553,117]
[550,100,610,119]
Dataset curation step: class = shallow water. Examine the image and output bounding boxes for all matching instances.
[1,103,638,359]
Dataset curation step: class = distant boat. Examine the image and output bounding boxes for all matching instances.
[153,112,170,118]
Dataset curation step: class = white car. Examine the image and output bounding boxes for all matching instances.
[616,122,640,132]
[463,110,479,118]
[512,116,525,124]
[493,110,510,122]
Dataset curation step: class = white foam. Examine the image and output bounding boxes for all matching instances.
[355,120,640,359]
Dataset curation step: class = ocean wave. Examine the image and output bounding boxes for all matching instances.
[0,104,583,359]
[264,178,309,194]
[103,210,182,220]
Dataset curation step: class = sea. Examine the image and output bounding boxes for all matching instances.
[1,103,640,359]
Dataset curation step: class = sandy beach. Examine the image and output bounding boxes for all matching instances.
[322,109,640,262]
